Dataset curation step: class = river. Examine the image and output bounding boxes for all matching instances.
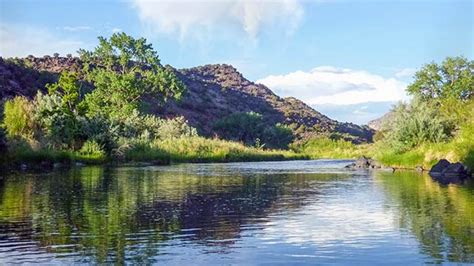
[0,160,473,264]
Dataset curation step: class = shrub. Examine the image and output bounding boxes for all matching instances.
[155,116,197,140]
[82,115,119,154]
[34,92,83,149]
[78,140,105,158]
[214,112,294,149]
[2,96,36,141]
[292,136,367,159]
[214,111,263,145]
[262,123,294,149]
[381,99,454,153]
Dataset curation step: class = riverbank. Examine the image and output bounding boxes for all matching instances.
[291,135,473,172]
[0,136,309,171]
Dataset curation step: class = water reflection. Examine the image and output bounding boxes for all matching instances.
[0,161,473,264]
[374,171,474,263]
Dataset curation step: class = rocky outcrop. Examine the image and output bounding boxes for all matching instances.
[0,56,374,143]
[368,111,395,131]
[429,159,472,184]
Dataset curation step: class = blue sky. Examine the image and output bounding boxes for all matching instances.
[1,0,472,124]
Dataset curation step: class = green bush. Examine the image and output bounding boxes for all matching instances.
[381,99,454,153]
[292,136,368,159]
[34,92,84,149]
[213,112,294,149]
[2,96,36,141]
[262,123,294,149]
[155,116,197,140]
[77,140,106,162]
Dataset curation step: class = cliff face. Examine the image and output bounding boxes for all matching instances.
[0,56,374,143]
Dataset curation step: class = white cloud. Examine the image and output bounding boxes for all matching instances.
[257,66,409,105]
[395,67,417,78]
[61,26,92,32]
[132,0,303,39]
[0,23,85,58]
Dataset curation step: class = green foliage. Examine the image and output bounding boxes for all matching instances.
[79,32,185,119]
[45,71,85,114]
[120,139,170,163]
[380,99,454,153]
[292,136,368,159]
[78,140,106,162]
[2,96,36,141]
[156,116,197,140]
[156,136,305,163]
[214,112,262,144]
[407,56,474,101]
[214,112,294,149]
[262,123,294,149]
[34,92,83,149]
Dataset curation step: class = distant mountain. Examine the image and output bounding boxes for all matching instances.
[0,56,374,143]
[368,111,395,131]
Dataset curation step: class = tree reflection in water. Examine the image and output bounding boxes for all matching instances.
[1,166,473,264]
[0,166,348,264]
[374,170,474,263]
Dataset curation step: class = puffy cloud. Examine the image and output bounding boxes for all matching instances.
[0,23,85,57]
[132,0,303,38]
[257,66,409,105]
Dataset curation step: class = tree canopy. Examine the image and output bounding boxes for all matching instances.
[407,56,474,101]
[78,33,185,118]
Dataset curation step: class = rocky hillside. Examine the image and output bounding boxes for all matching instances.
[368,111,395,131]
[0,56,373,143]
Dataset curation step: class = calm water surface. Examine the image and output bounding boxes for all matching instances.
[0,160,473,265]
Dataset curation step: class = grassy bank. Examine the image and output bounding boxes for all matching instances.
[370,121,474,170]
[1,136,308,169]
[291,137,370,160]
[290,121,474,171]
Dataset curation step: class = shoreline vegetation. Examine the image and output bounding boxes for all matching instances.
[0,33,472,172]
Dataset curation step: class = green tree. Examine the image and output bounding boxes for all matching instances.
[78,33,185,119]
[214,112,264,146]
[214,112,293,149]
[262,123,294,149]
[407,56,474,101]
[33,72,85,149]
[45,71,84,115]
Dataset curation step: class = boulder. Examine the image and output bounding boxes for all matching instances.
[429,159,451,177]
[429,159,471,184]
[442,162,469,177]
[355,156,370,168]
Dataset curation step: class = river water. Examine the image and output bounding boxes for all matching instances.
[0,160,473,264]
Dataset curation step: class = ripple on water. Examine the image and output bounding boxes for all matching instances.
[0,160,473,264]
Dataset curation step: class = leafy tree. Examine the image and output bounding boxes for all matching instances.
[407,56,474,101]
[262,123,294,149]
[78,32,185,119]
[214,112,293,149]
[45,71,85,115]
[35,72,85,148]
[214,112,264,146]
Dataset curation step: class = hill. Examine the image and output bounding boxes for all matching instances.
[0,56,373,143]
